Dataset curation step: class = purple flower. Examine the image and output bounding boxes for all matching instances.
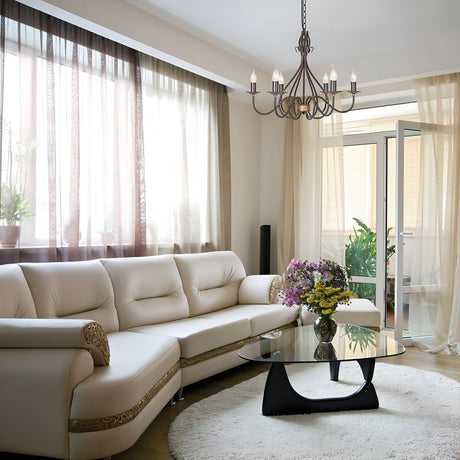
[278,258,350,309]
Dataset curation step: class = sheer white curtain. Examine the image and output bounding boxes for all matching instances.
[320,110,346,264]
[412,72,460,354]
[140,55,230,255]
[278,110,345,273]
[0,0,230,263]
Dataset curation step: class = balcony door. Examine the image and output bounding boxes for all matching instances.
[393,121,437,344]
[339,121,436,342]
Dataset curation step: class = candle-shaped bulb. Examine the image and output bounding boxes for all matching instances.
[279,72,284,85]
[350,68,357,94]
[330,65,337,82]
[323,72,329,84]
[250,69,257,84]
[272,67,280,82]
[351,69,357,83]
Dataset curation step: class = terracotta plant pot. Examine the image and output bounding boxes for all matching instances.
[0,225,21,248]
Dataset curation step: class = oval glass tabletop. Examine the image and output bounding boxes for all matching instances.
[238,324,405,364]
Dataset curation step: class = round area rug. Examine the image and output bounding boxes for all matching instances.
[168,362,460,460]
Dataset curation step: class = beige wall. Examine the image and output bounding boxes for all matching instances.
[228,96,261,275]
[228,95,286,275]
[259,116,285,274]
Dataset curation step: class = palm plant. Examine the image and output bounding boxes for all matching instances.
[345,218,395,299]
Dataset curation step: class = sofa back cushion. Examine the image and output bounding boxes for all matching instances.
[101,255,189,330]
[174,251,246,317]
[20,260,119,333]
[0,264,37,318]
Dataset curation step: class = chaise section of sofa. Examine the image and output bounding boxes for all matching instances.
[68,331,180,460]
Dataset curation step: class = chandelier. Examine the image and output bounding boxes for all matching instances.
[248,0,358,120]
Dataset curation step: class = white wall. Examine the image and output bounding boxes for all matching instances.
[228,95,286,275]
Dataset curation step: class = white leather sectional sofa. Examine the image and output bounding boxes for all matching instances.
[0,251,297,460]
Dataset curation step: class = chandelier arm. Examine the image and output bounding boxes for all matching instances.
[310,93,336,118]
[273,96,289,118]
[288,70,305,118]
[250,95,277,116]
[311,100,334,119]
[283,64,304,95]
[326,94,357,114]
[274,98,302,120]
[304,64,321,114]
[315,95,333,117]
[265,88,300,119]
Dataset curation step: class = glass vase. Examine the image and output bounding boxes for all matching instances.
[313,315,337,343]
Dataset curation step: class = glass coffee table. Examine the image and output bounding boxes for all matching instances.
[238,324,405,416]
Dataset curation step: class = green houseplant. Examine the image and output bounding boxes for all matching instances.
[0,123,37,248]
[344,218,395,300]
[0,184,34,247]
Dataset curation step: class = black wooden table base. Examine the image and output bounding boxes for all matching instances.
[262,358,379,416]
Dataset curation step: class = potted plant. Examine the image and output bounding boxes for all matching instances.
[0,184,34,247]
[345,217,395,301]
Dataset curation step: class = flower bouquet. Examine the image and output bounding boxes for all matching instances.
[279,258,354,342]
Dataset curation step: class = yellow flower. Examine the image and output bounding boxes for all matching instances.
[322,308,332,315]
[307,297,315,304]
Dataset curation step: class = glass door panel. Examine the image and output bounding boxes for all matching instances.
[393,121,437,343]
[342,144,378,304]
[387,134,420,331]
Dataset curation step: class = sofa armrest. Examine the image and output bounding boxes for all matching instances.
[239,275,282,305]
[0,348,94,459]
[0,318,110,365]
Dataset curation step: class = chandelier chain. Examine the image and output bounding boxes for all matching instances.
[301,0,306,31]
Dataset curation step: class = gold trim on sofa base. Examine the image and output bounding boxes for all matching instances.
[69,361,181,433]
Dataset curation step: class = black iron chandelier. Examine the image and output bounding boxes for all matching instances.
[248,0,358,120]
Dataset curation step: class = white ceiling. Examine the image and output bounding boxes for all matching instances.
[126,0,460,86]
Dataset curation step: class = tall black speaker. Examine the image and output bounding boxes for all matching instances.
[260,225,271,274]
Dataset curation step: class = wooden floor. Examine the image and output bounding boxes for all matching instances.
[0,346,458,460]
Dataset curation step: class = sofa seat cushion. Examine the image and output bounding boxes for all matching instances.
[69,331,180,429]
[130,316,251,359]
[301,298,380,328]
[204,304,299,336]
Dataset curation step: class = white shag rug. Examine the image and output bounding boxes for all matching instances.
[168,362,460,460]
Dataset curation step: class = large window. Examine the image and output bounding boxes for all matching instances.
[0,0,230,261]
